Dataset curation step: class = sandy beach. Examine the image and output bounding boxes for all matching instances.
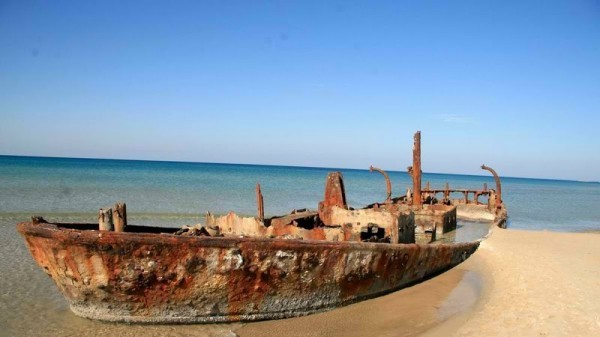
[237,227,600,337]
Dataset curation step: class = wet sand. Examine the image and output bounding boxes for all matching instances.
[238,228,600,337]
[424,228,600,336]
[237,258,483,337]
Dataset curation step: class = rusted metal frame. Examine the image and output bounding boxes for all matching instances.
[423,188,490,194]
[474,185,490,205]
[369,166,392,204]
[481,164,502,212]
[444,182,450,202]
[410,131,422,207]
[418,188,491,205]
[413,187,491,205]
[429,190,443,200]
[256,183,264,221]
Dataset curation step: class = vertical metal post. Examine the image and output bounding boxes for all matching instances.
[444,182,450,201]
[256,183,264,221]
[412,131,422,207]
[113,202,127,232]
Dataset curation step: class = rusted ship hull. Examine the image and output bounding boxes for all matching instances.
[17,131,505,323]
[18,221,479,323]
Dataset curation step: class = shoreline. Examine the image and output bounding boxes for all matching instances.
[236,253,485,337]
[236,227,600,337]
[425,227,600,336]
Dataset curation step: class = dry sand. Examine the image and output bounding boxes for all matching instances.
[426,228,600,337]
[236,228,600,337]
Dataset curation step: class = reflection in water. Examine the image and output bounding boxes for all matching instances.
[415,220,493,244]
[436,271,483,320]
[438,220,494,243]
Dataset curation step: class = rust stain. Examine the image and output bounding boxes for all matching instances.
[481,164,503,213]
[369,165,392,204]
[17,221,480,323]
[318,172,347,225]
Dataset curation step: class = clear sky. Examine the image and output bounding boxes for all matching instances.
[1,1,599,181]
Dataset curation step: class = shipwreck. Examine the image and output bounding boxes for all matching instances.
[17,131,507,323]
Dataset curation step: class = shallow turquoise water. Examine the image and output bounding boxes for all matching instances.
[1,155,598,232]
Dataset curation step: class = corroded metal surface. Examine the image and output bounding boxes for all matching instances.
[17,221,479,323]
[318,172,348,225]
[409,131,422,207]
[369,166,392,204]
[256,183,264,221]
[481,164,503,213]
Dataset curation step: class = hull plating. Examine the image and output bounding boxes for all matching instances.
[17,222,478,323]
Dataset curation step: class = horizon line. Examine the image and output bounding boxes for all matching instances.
[0,153,597,184]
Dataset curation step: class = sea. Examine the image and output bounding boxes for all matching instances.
[1,155,599,337]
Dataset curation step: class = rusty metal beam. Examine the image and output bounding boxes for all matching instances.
[256,183,264,221]
[444,182,450,201]
[412,131,422,207]
[481,164,502,209]
[369,166,392,204]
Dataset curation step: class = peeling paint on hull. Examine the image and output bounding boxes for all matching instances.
[17,221,479,323]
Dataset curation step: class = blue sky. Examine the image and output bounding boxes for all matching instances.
[1,1,599,181]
